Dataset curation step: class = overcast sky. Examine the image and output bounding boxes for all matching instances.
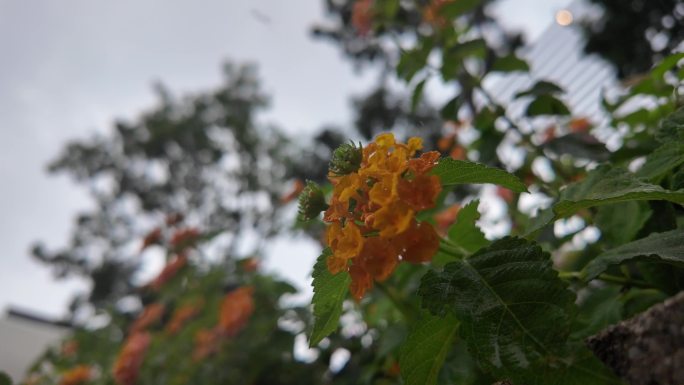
[0,0,571,319]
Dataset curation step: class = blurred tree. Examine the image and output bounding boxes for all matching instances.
[582,0,684,78]
[31,63,328,314]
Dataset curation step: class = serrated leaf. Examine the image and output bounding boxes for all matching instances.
[432,158,527,193]
[309,248,350,346]
[635,142,684,181]
[584,229,684,281]
[447,199,488,253]
[656,107,684,142]
[418,237,619,384]
[491,54,529,73]
[526,94,570,116]
[400,312,459,385]
[554,165,684,218]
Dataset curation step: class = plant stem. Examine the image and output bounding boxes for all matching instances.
[558,271,654,289]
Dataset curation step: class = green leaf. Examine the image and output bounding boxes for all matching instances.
[523,206,556,238]
[490,54,529,73]
[526,94,570,116]
[441,39,486,81]
[594,201,652,248]
[411,78,427,113]
[656,107,684,142]
[634,141,684,181]
[440,0,481,19]
[447,199,488,253]
[584,229,684,281]
[515,80,564,98]
[651,52,684,80]
[570,286,623,340]
[309,248,350,346]
[418,237,619,384]
[432,158,527,193]
[543,133,609,161]
[397,39,433,82]
[554,165,684,218]
[440,95,460,120]
[399,312,459,385]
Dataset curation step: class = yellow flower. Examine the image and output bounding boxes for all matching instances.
[327,221,364,260]
[323,132,443,299]
[371,201,414,237]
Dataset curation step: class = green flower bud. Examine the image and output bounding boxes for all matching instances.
[297,181,328,222]
[329,141,362,176]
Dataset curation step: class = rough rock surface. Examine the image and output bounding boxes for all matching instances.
[586,291,684,385]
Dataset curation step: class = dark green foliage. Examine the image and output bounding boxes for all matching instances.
[582,0,684,78]
[418,238,619,384]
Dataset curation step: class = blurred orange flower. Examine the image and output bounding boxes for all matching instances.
[129,303,165,334]
[192,327,222,361]
[113,333,150,385]
[324,133,441,299]
[569,117,591,133]
[60,339,79,357]
[423,0,455,27]
[218,286,255,337]
[148,255,187,291]
[496,186,515,203]
[435,203,461,235]
[139,228,162,252]
[351,0,374,36]
[59,365,92,385]
[170,228,200,253]
[280,179,305,204]
[166,300,203,335]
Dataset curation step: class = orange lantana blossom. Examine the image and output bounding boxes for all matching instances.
[129,303,165,334]
[324,133,441,299]
[59,365,92,385]
[113,332,150,385]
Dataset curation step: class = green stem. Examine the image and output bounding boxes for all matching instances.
[439,237,470,258]
[558,271,654,289]
[375,282,417,324]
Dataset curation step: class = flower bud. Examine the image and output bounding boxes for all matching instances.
[329,142,362,175]
[297,181,328,221]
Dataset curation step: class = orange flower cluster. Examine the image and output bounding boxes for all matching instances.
[59,365,92,385]
[192,286,255,360]
[113,333,150,385]
[148,255,187,291]
[129,303,165,334]
[324,133,441,299]
[165,300,203,335]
